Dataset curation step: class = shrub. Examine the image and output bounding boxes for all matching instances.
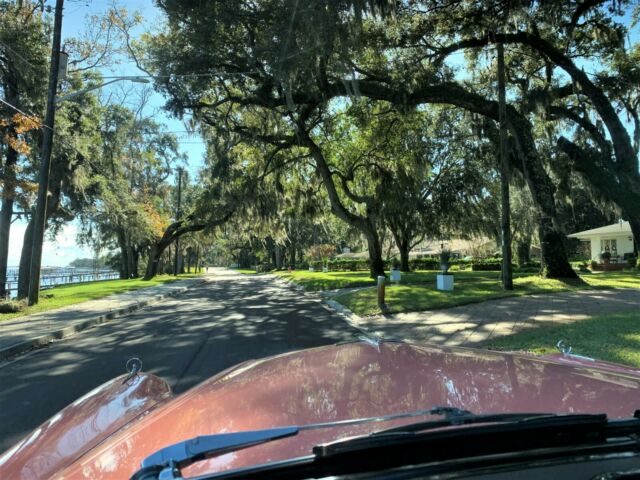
[0,300,26,314]
[327,258,369,271]
[518,261,541,269]
[471,261,502,271]
[255,263,274,273]
[409,258,439,270]
[623,253,638,268]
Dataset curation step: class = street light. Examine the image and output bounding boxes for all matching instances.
[27,73,151,305]
[55,76,150,103]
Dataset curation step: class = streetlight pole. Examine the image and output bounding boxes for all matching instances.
[497,40,513,291]
[28,0,64,306]
[173,167,183,276]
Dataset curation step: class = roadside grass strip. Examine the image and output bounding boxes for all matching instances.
[0,273,203,322]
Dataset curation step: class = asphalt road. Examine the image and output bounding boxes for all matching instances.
[0,270,358,452]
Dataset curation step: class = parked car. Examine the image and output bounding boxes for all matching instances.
[2,339,640,479]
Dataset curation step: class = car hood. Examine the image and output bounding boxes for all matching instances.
[6,341,640,479]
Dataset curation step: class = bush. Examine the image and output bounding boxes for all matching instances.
[471,261,502,271]
[0,299,26,314]
[623,253,638,268]
[409,258,440,270]
[327,258,370,271]
[255,263,273,273]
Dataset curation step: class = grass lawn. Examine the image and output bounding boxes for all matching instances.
[0,273,203,322]
[304,270,640,316]
[234,269,258,274]
[484,310,640,368]
[274,270,375,290]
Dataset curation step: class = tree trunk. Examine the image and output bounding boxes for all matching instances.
[539,218,575,278]
[366,231,385,278]
[116,230,130,279]
[497,41,513,290]
[17,219,34,299]
[126,245,137,278]
[299,129,385,278]
[145,244,161,279]
[516,238,531,266]
[0,143,17,298]
[391,230,411,272]
[275,244,283,269]
[629,217,640,256]
[290,244,297,268]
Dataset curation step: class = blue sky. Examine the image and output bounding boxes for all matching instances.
[9,0,206,267]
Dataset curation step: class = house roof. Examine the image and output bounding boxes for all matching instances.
[567,221,632,239]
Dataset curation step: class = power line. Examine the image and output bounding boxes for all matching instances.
[0,97,51,132]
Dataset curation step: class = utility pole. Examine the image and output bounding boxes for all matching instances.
[28,0,64,306]
[497,40,513,290]
[173,167,183,276]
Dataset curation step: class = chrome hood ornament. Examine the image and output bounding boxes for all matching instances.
[122,357,143,385]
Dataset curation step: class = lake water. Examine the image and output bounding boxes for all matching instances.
[4,267,120,298]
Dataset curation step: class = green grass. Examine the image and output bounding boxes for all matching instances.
[0,273,203,322]
[321,270,640,316]
[484,310,640,368]
[234,269,258,274]
[274,270,376,290]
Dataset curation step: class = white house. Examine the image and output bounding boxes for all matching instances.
[568,221,635,262]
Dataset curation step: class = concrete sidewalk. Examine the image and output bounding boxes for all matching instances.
[343,288,640,347]
[0,277,206,360]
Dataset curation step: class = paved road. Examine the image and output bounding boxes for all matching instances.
[0,271,357,452]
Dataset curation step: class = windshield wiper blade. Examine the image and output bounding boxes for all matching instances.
[130,406,470,480]
[369,412,564,436]
[313,413,608,458]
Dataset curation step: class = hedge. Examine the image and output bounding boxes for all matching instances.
[471,261,502,271]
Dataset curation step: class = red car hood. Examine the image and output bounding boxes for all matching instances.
[4,341,640,479]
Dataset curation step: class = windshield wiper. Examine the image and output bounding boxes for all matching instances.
[185,414,640,480]
[132,410,640,480]
[313,413,609,458]
[130,406,470,480]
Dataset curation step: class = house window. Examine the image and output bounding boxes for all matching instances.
[601,239,618,254]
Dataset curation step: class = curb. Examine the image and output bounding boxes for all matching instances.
[0,278,207,361]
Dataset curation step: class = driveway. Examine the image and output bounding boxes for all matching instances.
[0,270,358,452]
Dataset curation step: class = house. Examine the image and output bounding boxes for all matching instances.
[567,221,635,262]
